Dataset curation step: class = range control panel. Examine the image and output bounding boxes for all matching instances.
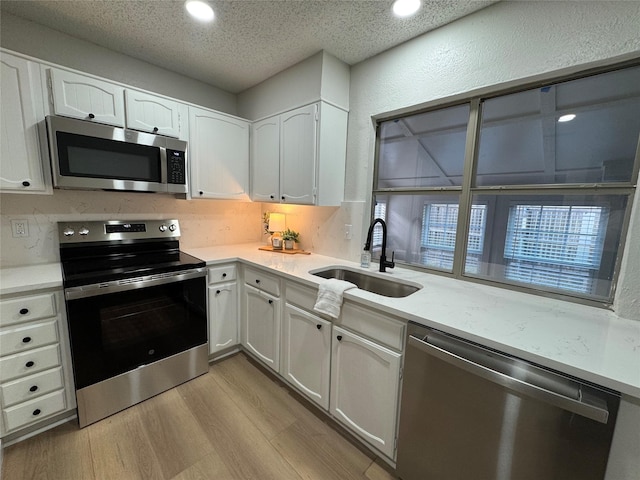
[58,219,180,244]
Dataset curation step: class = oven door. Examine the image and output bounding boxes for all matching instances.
[64,269,207,390]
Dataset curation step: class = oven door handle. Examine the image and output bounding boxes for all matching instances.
[65,267,207,300]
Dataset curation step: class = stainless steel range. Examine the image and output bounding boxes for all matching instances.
[59,219,208,427]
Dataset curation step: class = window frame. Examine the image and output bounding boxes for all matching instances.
[371,60,640,308]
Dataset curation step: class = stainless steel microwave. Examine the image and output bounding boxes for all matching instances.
[45,115,188,194]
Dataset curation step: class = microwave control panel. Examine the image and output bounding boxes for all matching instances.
[167,149,186,184]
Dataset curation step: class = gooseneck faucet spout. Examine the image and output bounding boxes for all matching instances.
[364,218,395,273]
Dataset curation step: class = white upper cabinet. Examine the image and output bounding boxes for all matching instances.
[251,117,280,202]
[251,101,347,206]
[49,68,126,127]
[0,52,47,193]
[280,104,317,205]
[125,90,180,138]
[189,106,250,200]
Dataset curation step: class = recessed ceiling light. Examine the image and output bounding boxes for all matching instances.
[185,0,214,22]
[558,114,576,123]
[393,0,421,17]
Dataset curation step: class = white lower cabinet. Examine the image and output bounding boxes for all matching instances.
[243,284,280,372]
[281,303,331,409]
[330,325,402,460]
[0,289,75,437]
[208,282,238,355]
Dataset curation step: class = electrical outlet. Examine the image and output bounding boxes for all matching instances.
[11,219,29,238]
[344,224,352,240]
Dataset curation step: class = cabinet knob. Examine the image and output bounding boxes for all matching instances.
[216,290,221,294]
[270,195,274,199]
[88,113,95,119]
[337,335,342,341]
[255,279,261,284]
[199,191,204,195]
[29,385,38,393]
[222,273,227,278]
[316,324,322,330]
[153,127,159,133]
[281,196,285,200]
[25,361,35,368]
[22,180,31,187]
[32,409,41,416]
[268,299,273,305]
[22,336,32,344]
[19,308,29,315]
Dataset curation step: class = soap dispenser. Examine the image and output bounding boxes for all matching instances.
[360,247,371,269]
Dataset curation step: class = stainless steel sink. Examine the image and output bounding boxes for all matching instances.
[310,266,422,298]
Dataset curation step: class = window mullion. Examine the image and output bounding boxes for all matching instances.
[453,99,481,278]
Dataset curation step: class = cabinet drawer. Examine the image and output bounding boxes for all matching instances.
[339,302,405,351]
[1,367,64,408]
[2,389,66,433]
[0,294,56,327]
[208,264,237,284]
[0,320,58,356]
[0,345,61,382]
[286,282,321,315]
[244,267,280,297]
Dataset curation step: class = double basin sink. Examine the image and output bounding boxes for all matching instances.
[310,266,421,298]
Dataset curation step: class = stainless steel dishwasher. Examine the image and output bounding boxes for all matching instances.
[396,322,620,480]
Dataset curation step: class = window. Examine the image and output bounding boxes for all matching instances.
[374,64,639,304]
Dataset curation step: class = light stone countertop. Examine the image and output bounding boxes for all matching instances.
[2,244,638,398]
[187,243,640,399]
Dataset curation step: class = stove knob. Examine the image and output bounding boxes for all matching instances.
[79,227,89,236]
[159,224,168,232]
[169,224,177,232]
[63,228,75,237]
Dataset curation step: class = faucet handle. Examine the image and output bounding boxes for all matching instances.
[389,251,395,268]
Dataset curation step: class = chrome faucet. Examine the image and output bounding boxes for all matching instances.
[364,218,395,273]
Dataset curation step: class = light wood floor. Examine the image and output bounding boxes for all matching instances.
[2,353,398,480]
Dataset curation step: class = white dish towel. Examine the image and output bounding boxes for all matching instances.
[314,278,357,319]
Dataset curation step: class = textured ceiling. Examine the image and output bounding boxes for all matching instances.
[1,0,498,93]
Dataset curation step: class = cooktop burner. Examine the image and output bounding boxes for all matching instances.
[58,219,205,288]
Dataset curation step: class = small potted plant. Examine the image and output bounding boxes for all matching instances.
[281,228,300,250]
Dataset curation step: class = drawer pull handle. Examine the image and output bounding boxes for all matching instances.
[268,299,273,305]
[23,336,32,344]
[222,273,227,278]
[30,385,38,393]
[316,324,322,330]
[33,409,41,416]
[25,361,35,368]
[337,335,342,341]
[216,290,221,295]
[19,308,29,315]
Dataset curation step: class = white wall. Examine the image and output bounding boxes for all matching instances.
[0,12,237,114]
[343,0,640,321]
[237,50,350,120]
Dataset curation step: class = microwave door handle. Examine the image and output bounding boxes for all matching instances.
[160,147,168,185]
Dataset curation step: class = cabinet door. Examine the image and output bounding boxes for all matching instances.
[243,285,279,372]
[280,104,317,205]
[49,68,125,126]
[208,283,238,355]
[125,90,180,137]
[0,53,47,193]
[189,107,249,200]
[251,116,280,202]
[330,325,402,459]
[281,304,331,410]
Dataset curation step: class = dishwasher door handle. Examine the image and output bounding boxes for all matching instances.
[408,335,609,424]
